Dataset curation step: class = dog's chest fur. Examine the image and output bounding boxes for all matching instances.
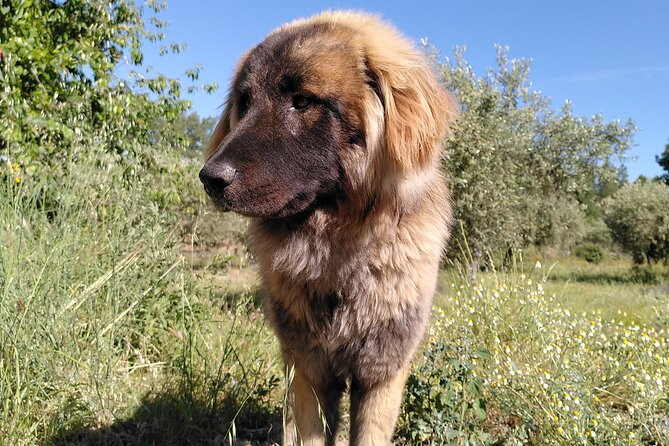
[249,193,449,385]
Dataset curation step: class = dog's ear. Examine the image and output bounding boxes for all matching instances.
[371,55,457,172]
[205,51,253,160]
[204,99,233,160]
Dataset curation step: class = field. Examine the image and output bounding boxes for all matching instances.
[1,156,668,446]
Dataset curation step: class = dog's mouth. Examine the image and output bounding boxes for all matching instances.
[208,195,233,213]
[204,186,322,220]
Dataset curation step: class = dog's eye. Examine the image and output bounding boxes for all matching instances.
[238,91,252,117]
[291,94,313,110]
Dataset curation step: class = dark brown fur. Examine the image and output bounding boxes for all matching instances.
[200,11,457,445]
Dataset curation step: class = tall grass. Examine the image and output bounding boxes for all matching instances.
[1,148,178,442]
[0,147,281,445]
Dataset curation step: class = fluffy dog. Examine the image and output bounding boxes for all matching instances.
[200,11,456,445]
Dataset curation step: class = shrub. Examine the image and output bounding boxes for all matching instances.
[603,181,669,264]
[582,217,613,248]
[399,324,492,445]
[629,265,659,285]
[575,244,604,264]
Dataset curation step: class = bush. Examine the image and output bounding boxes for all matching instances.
[581,217,613,248]
[574,244,604,264]
[603,181,669,264]
[399,325,492,445]
[629,265,659,284]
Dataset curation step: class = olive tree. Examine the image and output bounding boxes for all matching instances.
[603,181,669,264]
[438,46,635,260]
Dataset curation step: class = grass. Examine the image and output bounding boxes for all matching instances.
[0,151,282,445]
[1,151,668,445]
[438,255,668,325]
[538,255,668,325]
[402,269,669,445]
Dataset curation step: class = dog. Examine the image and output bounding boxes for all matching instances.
[199,11,456,445]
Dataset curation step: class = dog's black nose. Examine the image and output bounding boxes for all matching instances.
[199,162,237,196]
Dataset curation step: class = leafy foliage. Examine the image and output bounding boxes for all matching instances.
[574,243,604,264]
[603,181,669,264]
[656,141,669,185]
[439,46,635,258]
[152,111,217,158]
[0,0,215,180]
[398,328,493,445]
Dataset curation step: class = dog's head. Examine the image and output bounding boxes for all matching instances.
[200,11,457,219]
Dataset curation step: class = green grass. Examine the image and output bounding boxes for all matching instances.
[437,251,669,325]
[0,151,282,445]
[1,152,668,445]
[539,255,668,324]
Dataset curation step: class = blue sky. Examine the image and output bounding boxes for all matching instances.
[140,1,669,179]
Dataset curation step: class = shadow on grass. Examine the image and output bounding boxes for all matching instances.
[47,381,282,446]
[547,270,637,284]
[547,268,669,285]
[216,286,264,310]
[47,286,282,446]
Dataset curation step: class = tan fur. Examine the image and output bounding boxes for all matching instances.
[350,366,410,445]
[205,11,457,445]
[285,11,457,172]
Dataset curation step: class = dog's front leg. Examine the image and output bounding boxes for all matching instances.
[349,366,410,446]
[283,362,344,446]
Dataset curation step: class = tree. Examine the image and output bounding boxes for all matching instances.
[438,46,635,259]
[656,141,669,185]
[0,0,216,180]
[603,181,669,264]
[150,112,216,158]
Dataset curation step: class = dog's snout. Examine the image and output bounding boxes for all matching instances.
[199,162,237,196]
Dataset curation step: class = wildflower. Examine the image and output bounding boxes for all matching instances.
[534,260,542,269]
